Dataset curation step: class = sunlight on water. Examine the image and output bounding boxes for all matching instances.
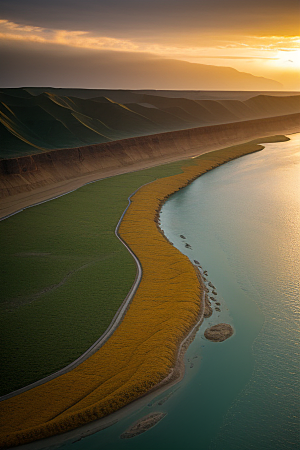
[207,135,300,450]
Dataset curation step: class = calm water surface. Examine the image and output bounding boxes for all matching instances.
[54,134,300,450]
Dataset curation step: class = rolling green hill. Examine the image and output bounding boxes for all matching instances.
[0,88,299,159]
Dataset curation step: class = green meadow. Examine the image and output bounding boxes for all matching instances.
[0,160,193,395]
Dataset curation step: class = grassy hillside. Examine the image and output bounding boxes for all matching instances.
[0,88,299,159]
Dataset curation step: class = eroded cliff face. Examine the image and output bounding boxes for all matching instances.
[1,113,299,200]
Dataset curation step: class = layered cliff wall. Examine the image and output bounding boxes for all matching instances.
[1,113,299,202]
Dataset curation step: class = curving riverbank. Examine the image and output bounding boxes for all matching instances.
[0,135,295,449]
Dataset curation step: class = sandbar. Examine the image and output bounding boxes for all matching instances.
[120,412,167,439]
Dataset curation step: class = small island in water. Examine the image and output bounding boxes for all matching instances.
[204,323,234,342]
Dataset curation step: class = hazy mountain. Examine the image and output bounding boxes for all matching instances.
[0,41,282,91]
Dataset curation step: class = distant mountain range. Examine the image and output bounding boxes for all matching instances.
[0,43,284,91]
[0,88,299,159]
[116,58,283,91]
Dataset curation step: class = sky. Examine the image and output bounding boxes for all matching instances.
[0,0,299,90]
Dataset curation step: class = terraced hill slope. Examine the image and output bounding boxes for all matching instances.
[1,88,299,158]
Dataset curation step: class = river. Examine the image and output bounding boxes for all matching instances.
[50,133,300,450]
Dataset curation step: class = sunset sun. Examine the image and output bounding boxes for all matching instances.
[275,48,300,69]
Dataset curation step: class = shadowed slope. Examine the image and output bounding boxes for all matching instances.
[0,89,299,159]
[1,113,299,209]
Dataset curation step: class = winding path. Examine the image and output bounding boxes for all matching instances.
[0,187,144,402]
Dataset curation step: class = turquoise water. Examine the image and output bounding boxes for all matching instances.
[53,134,300,450]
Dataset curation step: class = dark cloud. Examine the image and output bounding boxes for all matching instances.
[0,0,299,38]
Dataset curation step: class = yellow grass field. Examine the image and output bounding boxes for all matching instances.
[0,140,276,448]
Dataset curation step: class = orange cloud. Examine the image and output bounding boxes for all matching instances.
[1,18,299,89]
[0,20,138,52]
[1,19,299,57]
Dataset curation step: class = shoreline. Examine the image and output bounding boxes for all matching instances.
[0,134,298,449]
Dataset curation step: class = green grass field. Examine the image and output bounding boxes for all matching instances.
[0,159,194,395]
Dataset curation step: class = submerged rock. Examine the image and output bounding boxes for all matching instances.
[204,295,213,318]
[120,412,167,439]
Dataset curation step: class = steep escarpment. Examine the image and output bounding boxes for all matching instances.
[1,89,299,159]
[1,113,299,203]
